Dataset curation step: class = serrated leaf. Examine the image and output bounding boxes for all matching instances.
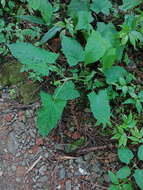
[104,66,127,84]
[118,147,134,164]
[53,81,80,100]
[76,11,93,31]
[134,169,143,190]
[37,92,67,136]
[91,0,112,15]
[138,144,143,161]
[61,35,84,66]
[85,31,110,65]
[108,171,119,185]
[8,42,59,77]
[88,90,111,127]
[117,166,131,179]
[41,26,62,43]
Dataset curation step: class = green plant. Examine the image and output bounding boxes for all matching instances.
[112,113,137,146]
[108,145,143,190]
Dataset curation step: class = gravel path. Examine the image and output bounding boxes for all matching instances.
[0,94,116,190]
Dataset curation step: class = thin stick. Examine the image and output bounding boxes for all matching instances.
[25,155,42,175]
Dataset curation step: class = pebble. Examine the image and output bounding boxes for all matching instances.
[11,165,17,171]
[59,168,66,179]
[7,132,19,154]
[38,176,48,183]
[103,173,110,183]
[39,165,47,175]
[16,177,22,183]
[65,180,72,190]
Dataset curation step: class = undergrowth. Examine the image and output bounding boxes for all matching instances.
[1,0,143,189]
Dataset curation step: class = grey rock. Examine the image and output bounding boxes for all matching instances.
[16,177,22,183]
[103,173,110,183]
[7,132,19,154]
[44,152,49,158]
[38,176,48,183]
[29,128,36,138]
[11,165,16,171]
[84,152,94,161]
[65,180,72,190]
[39,165,47,175]
[75,157,84,164]
[59,168,66,179]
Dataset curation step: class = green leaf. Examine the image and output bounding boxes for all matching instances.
[53,81,80,100]
[122,184,134,190]
[61,35,84,66]
[85,31,110,65]
[76,11,93,31]
[17,15,46,25]
[118,147,134,164]
[134,169,143,190]
[90,0,112,15]
[102,48,116,70]
[104,66,127,84]
[39,0,53,24]
[68,0,90,17]
[88,90,111,127]
[8,42,59,77]
[108,185,120,190]
[119,133,127,147]
[40,26,62,43]
[27,0,41,10]
[108,171,119,185]
[37,92,67,136]
[117,166,131,179]
[138,144,143,161]
[123,99,135,105]
[119,0,142,11]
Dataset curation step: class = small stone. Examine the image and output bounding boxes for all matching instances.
[65,180,72,190]
[79,168,88,175]
[29,129,35,138]
[16,177,22,183]
[44,152,49,158]
[59,168,66,179]
[7,132,19,154]
[84,152,94,161]
[75,157,84,164]
[103,173,110,183]
[38,176,48,183]
[36,137,44,145]
[0,171,3,176]
[16,166,26,177]
[39,165,47,175]
[11,165,17,171]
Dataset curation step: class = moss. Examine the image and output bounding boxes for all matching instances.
[0,62,25,87]
[19,82,39,104]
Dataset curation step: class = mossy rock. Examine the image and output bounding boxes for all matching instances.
[19,82,39,104]
[0,62,25,87]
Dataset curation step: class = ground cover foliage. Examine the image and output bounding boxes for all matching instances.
[1,0,143,189]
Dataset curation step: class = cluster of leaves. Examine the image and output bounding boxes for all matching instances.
[109,145,143,190]
[2,0,143,189]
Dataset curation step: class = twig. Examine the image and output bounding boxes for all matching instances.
[57,155,78,160]
[77,144,116,154]
[25,155,42,175]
